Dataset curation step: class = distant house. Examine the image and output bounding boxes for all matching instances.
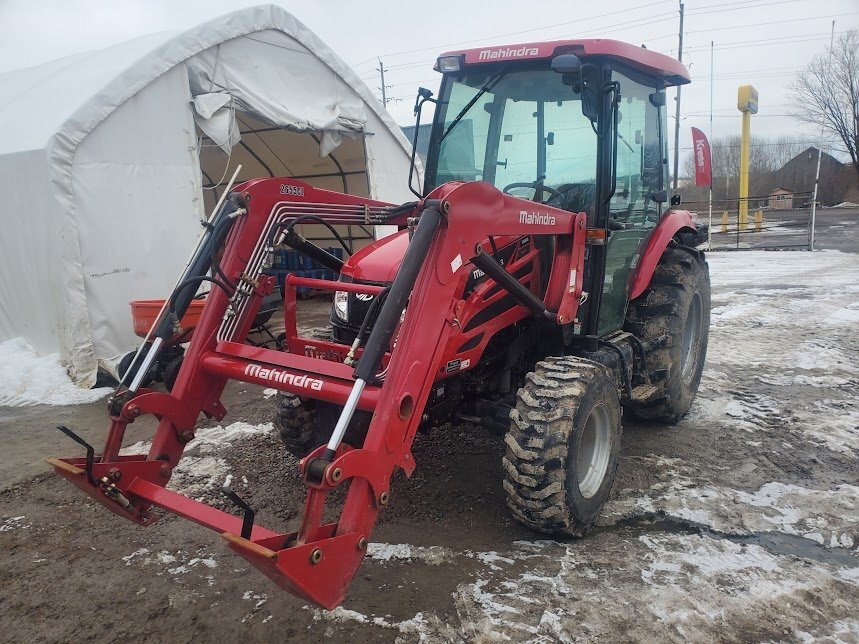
[768,187,793,209]
[769,147,859,205]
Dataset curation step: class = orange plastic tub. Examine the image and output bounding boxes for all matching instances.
[130,299,206,342]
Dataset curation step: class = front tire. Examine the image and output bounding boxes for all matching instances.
[274,392,371,458]
[503,357,622,537]
[624,245,711,422]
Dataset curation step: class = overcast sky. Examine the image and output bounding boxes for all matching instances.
[1,0,857,164]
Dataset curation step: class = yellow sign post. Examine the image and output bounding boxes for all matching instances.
[737,85,758,230]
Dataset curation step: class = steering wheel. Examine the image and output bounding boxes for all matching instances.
[502,182,564,203]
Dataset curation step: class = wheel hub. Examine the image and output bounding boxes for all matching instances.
[681,292,703,383]
[576,403,612,499]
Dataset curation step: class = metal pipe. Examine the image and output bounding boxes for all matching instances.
[323,378,367,459]
[810,21,836,251]
[708,40,714,250]
[472,247,555,320]
[128,337,163,391]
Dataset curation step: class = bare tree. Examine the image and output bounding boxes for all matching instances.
[681,135,813,202]
[792,30,859,177]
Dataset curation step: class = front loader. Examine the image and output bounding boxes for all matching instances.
[50,38,710,609]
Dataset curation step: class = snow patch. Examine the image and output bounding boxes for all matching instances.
[163,421,273,498]
[311,606,459,641]
[0,515,30,532]
[366,542,453,565]
[607,457,859,547]
[0,338,112,406]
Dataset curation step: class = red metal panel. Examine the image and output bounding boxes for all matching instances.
[126,478,279,540]
[285,275,384,295]
[215,341,355,380]
[438,39,690,85]
[200,350,380,411]
[629,209,698,301]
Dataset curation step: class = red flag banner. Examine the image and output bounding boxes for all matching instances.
[691,127,712,187]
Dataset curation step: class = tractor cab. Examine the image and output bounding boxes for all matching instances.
[417,40,690,336]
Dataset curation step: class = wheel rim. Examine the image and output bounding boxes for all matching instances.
[681,292,703,384]
[575,403,612,499]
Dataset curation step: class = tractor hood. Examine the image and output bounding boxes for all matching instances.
[342,229,409,283]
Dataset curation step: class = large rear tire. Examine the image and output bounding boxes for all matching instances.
[503,357,622,537]
[624,245,710,422]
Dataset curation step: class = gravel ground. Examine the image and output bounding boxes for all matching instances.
[1,222,857,642]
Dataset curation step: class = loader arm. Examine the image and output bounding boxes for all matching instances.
[49,178,586,609]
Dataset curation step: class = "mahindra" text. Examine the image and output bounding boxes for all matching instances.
[519,210,556,226]
[244,364,323,391]
[478,46,540,61]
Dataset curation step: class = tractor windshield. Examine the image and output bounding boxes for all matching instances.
[427,66,599,213]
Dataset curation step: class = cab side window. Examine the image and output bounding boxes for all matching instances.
[609,74,663,229]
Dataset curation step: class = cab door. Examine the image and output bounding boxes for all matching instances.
[597,72,667,336]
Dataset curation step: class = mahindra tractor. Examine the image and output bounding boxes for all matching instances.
[50,39,710,609]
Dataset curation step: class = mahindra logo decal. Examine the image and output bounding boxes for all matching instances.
[478,46,540,61]
[244,364,323,391]
[355,293,374,301]
[519,210,556,226]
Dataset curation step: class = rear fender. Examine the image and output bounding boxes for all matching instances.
[628,209,698,301]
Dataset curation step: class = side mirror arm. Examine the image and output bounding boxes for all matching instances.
[408,88,436,199]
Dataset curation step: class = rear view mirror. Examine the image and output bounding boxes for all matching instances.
[650,189,668,203]
[551,54,582,73]
[671,194,682,206]
[580,64,600,123]
[553,54,599,123]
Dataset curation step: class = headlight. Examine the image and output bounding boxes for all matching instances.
[333,291,348,321]
[437,56,462,72]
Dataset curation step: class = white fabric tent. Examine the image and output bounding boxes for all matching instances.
[0,5,417,387]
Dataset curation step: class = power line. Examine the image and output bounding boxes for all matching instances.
[350,0,672,67]
[685,11,858,35]
[684,30,850,53]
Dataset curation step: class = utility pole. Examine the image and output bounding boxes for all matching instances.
[672,1,685,192]
[377,59,391,106]
[809,20,836,251]
[708,40,714,248]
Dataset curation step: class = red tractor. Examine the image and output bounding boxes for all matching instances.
[50,39,709,609]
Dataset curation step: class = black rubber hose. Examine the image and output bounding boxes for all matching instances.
[273,215,353,256]
[281,229,345,273]
[153,212,237,340]
[169,276,234,314]
[353,208,442,382]
[355,286,391,342]
[472,247,555,320]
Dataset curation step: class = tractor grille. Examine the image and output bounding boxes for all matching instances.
[331,279,388,344]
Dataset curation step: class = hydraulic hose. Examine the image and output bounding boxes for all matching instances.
[353,207,443,382]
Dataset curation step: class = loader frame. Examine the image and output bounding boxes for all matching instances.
[49,177,592,608]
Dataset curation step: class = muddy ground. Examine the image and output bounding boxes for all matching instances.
[1,213,857,642]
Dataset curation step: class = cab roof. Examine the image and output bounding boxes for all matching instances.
[437,39,690,86]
